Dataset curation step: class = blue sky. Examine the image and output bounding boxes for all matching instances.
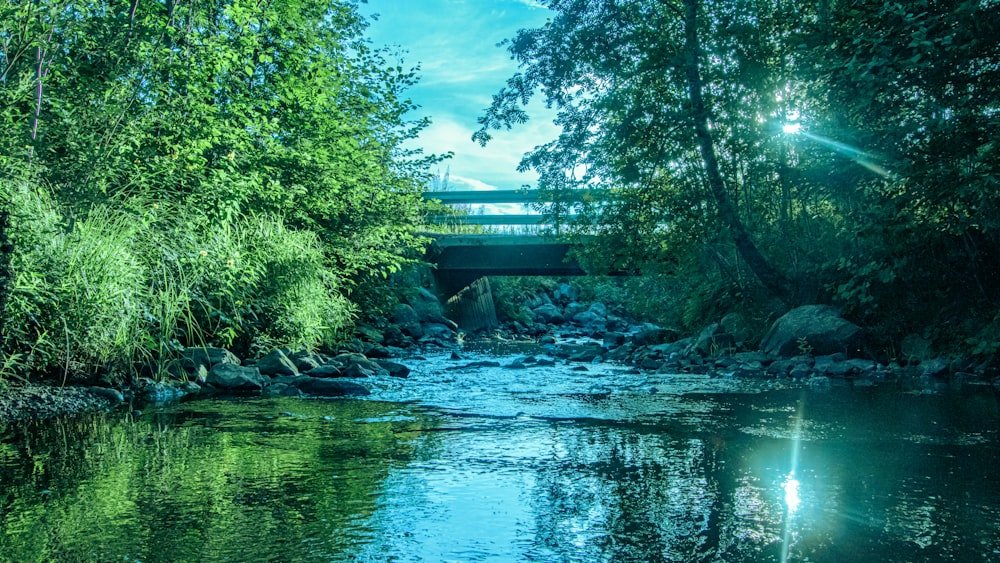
[359,0,559,192]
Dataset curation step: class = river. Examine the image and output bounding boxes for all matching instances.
[2,342,999,562]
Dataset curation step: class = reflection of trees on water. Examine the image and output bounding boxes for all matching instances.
[0,401,430,562]
[526,423,780,562]
[520,389,1000,562]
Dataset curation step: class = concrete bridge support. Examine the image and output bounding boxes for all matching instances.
[443,277,498,333]
[426,234,585,332]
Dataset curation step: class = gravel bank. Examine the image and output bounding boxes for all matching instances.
[0,383,121,424]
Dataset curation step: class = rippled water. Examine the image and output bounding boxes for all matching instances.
[2,344,999,562]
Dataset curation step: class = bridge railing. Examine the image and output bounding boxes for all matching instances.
[422,189,606,226]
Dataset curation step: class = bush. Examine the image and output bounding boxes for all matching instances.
[2,182,146,379]
[0,182,356,382]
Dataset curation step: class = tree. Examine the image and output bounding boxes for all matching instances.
[474,0,792,298]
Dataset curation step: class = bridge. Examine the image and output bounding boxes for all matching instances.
[421,189,597,331]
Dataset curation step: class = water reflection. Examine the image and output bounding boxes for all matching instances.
[1,351,999,562]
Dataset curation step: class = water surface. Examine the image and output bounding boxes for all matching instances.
[2,347,998,561]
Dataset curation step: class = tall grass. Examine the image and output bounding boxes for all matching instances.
[0,181,355,383]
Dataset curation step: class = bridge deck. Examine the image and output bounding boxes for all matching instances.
[428,234,584,295]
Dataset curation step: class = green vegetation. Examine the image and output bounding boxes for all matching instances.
[476,0,1000,358]
[0,0,438,381]
[0,399,433,560]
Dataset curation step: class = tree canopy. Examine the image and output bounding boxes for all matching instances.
[476,0,1000,354]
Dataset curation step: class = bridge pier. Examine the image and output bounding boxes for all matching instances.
[426,234,587,332]
[442,277,498,333]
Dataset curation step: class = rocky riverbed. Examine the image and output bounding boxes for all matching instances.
[3,281,998,425]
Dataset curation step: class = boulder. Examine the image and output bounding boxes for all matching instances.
[331,353,389,377]
[206,363,268,391]
[256,349,300,377]
[355,325,385,344]
[289,377,370,397]
[182,347,240,370]
[135,379,185,402]
[407,287,444,321]
[307,364,343,378]
[571,310,605,329]
[760,305,864,357]
[393,304,424,339]
[588,302,609,317]
[532,303,565,324]
[287,351,323,373]
[88,386,125,404]
[423,323,458,342]
[920,357,950,378]
[375,360,411,378]
[603,332,627,348]
[632,327,680,346]
[552,282,579,305]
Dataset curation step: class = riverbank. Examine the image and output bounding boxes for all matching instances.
[0,382,123,424]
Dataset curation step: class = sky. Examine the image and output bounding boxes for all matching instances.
[358,0,560,193]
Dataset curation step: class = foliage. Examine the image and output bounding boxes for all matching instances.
[0,0,438,380]
[476,0,1000,359]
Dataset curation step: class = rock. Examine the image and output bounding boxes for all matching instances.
[339,339,366,354]
[688,323,736,356]
[393,304,424,339]
[768,355,814,376]
[363,344,393,359]
[789,364,813,379]
[588,302,609,317]
[331,353,389,377]
[806,376,832,389]
[760,305,865,357]
[552,282,579,305]
[289,377,370,397]
[733,351,772,365]
[605,315,630,332]
[532,303,565,324]
[307,364,343,378]
[632,328,680,346]
[446,361,501,370]
[256,349,300,377]
[180,381,202,395]
[640,357,664,371]
[571,310,605,330]
[603,332,627,348]
[206,363,268,391]
[287,350,324,372]
[375,360,411,378]
[382,326,410,348]
[135,379,185,402]
[920,357,950,378]
[423,323,458,342]
[407,287,444,321]
[818,358,876,378]
[88,386,125,403]
[263,383,301,398]
[355,324,385,343]
[182,347,240,370]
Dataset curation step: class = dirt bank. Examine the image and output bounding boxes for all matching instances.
[0,383,120,424]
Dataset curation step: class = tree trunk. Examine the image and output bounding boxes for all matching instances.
[682,0,788,299]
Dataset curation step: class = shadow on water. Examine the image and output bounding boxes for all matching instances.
[2,346,1000,562]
